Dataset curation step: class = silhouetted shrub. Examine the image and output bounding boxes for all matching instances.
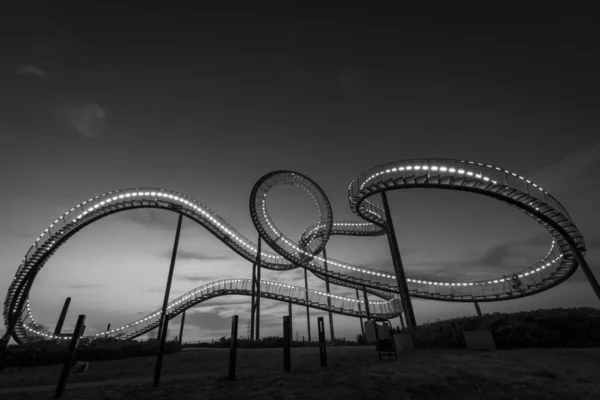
[408,307,600,349]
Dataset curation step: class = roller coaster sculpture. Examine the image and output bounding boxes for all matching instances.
[2,158,594,344]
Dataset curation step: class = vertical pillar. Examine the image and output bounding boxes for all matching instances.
[54,314,86,399]
[153,213,183,387]
[250,260,256,341]
[304,269,311,342]
[572,251,600,303]
[288,301,292,341]
[474,301,482,317]
[381,191,417,329]
[399,314,405,329]
[255,237,262,341]
[283,316,291,372]
[54,297,71,336]
[362,287,371,320]
[178,311,186,346]
[355,289,365,337]
[317,317,327,367]
[323,248,335,343]
[228,315,238,380]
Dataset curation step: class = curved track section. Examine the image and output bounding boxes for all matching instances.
[4,159,586,343]
[348,159,585,301]
[21,279,401,342]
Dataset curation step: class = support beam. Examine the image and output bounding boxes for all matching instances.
[250,259,256,341]
[255,236,262,341]
[54,297,71,336]
[323,248,335,343]
[573,251,600,303]
[355,289,365,337]
[362,287,371,320]
[288,301,292,341]
[178,310,186,346]
[381,191,417,329]
[399,314,405,329]
[153,213,183,387]
[304,269,311,342]
[474,301,482,317]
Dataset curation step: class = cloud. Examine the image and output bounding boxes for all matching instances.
[184,311,235,330]
[170,250,232,262]
[389,234,552,282]
[16,64,47,77]
[64,102,107,138]
[68,284,106,289]
[175,275,218,283]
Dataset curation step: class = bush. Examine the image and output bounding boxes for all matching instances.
[408,307,600,349]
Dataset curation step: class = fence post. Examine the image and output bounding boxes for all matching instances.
[317,317,327,367]
[54,314,86,399]
[228,315,238,380]
[283,316,291,372]
[53,297,71,336]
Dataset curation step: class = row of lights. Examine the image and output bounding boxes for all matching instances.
[14,177,564,340]
[355,161,546,194]
[21,278,393,339]
[259,195,563,288]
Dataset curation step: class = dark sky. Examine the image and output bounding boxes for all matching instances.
[1,6,599,341]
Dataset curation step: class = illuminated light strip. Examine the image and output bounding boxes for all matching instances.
[11,173,572,341]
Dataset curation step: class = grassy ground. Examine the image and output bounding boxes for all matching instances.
[1,346,599,399]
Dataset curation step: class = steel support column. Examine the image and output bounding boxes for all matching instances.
[381,191,417,329]
[255,236,262,341]
[304,269,311,342]
[250,257,256,341]
[323,247,335,343]
[474,301,482,317]
[362,287,371,320]
[153,213,183,387]
[53,297,71,336]
[573,251,600,303]
[355,289,365,337]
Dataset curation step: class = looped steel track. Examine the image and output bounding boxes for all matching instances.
[3,158,585,343]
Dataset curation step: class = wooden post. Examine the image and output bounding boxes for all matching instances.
[153,213,183,387]
[178,311,186,346]
[54,314,86,399]
[283,316,291,372]
[54,297,71,336]
[317,317,327,367]
[288,301,293,342]
[228,315,238,380]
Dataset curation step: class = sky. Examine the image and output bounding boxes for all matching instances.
[1,6,599,343]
